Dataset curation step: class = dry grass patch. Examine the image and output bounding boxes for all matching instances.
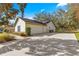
[0,33,14,43]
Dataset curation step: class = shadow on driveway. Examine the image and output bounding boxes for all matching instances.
[0,38,79,56]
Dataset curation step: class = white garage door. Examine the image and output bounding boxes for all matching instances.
[31,27,43,35]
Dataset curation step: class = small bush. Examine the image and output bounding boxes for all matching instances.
[26,27,31,36]
[0,33,13,43]
[13,32,27,36]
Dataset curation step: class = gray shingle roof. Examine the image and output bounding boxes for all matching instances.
[19,17,50,25]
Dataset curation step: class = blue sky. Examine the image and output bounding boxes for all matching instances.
[13,3,68,19]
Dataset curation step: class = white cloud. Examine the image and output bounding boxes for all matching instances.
[40,9,45,12]
[26,16,34,20]
[57,3,67,7]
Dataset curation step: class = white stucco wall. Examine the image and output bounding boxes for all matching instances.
[47,22,56,32]
[15,18,26,32]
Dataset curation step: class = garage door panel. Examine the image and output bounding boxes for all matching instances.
[31,27,43,35]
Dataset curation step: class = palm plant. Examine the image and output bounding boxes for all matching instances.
[0,3,19,22]
[7,8,19,19]
[17,3,27,18]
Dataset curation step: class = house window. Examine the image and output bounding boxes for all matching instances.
[17,26,21,32]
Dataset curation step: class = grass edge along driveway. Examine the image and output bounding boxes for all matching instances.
[75,32,79,42]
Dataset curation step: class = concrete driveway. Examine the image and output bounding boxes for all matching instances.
[0,33,79,56]
[27,33,77,40]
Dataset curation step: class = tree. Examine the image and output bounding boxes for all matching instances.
[69,3,79,21]
[33,4,79,32]
[0,3,19,32]
[0,3,19,22]
[34,12,51,21]
[53,9,69,32]
[68,3,79,29]
[7,8,19,19]
[51,8,77,32]
[0,3,12,16]
[17,3,27,18]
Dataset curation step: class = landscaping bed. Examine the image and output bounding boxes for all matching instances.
[12,32,28,37]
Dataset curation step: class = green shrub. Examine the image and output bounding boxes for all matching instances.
[0,33,13,43]
[3,29,9,32]
[26,27,31,36]
[56,28,63,32]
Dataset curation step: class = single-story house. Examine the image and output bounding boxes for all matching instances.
[14,17,56,35]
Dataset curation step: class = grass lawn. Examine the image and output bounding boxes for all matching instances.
[75,32,79,41]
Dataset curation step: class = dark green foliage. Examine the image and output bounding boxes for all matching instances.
[26,27,31,36]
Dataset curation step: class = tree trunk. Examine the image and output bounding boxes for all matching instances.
[22,11,24,18]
